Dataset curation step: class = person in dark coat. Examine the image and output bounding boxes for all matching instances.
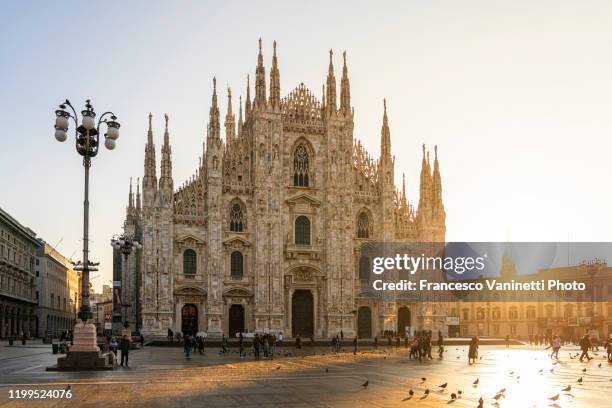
[353,336,358,355]
[120,335,130,367]
[468,336,478,365]
[579,333,591,362]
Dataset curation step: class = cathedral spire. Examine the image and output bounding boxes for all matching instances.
[136,177,141,212]
[380,99,391,158]
[225,86,235,142]
[321,84,326,111]
[208,77,221,139]
[254,38,267,110]
[340,51,351,115]
[245,75,251,120]
[432,145,443,208]
[401,173,408,209]
[269,40,281,109]
[418,144,432,213]
[128,176,134,209]
[238,95,243,130]
[159,113,173,193]
[326,49,337,114]
[143,113,157,191]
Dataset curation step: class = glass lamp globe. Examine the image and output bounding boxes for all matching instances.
[55,129,67,142]
[82,115,95,130]
[55,115,69,130]
[104,138,116,150]
[106,121,120,140]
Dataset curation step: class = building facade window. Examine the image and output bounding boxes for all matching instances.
[462,308,469,321]
[295,216,310,245]
[183,249,197,277]
[230,251,243,280]
[508,307,518,320]
[229,202,245,232]
[356,212,370,239]
[293,144,310,187]
[526,307,536,319]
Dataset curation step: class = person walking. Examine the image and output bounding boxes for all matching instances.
[139,334,144,349]
[579,333,591,362]
[253,333,261,360]
[468,336,478,365]
[120,335,130,367]
[437,331,444,358]
[605,335,612,362]
[550,336,561,360]
[374,336,378,349]
[353,336,358,355]
[238,332,245,359]
[184,334,192,359]
[220,333,229,354]
[295,334,301,350]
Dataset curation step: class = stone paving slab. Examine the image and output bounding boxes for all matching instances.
[0,343,610,407]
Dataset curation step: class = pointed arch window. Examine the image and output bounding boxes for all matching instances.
[229,202,245,232]
[295,216,311,245]
[230,251,243,280]
[183,249,197,278]
[293,144,310,187]
[357,212,370,238]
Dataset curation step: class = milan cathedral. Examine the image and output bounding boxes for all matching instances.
[120,40,446,339]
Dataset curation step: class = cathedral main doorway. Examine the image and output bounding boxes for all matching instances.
[357,306,372,338]
[181,304,198,335]
[228,304,245,337]
[292,290,313,338]
[398,306,411,336]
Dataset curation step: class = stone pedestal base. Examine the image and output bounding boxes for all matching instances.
[47,351,112,371]
[47,320,112,371]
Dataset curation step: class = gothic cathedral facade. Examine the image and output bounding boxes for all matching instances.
[122,40,446,339]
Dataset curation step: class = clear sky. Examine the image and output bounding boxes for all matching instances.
[1,0,611,292]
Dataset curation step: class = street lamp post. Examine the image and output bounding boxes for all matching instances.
[50,99,120,371]
[111,235,142,336]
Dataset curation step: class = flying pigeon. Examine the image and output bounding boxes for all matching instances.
[421,377,427,382]
[439,383,448,389]
[424,389,430,395]
[408,389,414,396]
[362,380,369,388]
[450,393,457,400]
[548,394,559,401]
[582,368,587,373]
[577,377,583,383]
[473,378,479,385]
[562,385,571,392]
[493,393,504,401]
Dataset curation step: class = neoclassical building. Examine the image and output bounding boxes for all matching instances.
[0,207,39,339]
[123,41,446,339]
[35,241,80,338]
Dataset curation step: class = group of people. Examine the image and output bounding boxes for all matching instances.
[408,330,438,361]
[106,334,133,367]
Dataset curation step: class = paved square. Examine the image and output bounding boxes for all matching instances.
[0,342,611,407]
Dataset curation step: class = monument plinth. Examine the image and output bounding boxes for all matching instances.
[47,320,113,371]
